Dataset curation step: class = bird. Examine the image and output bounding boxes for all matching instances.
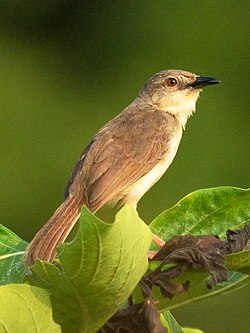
[25,69,220,266]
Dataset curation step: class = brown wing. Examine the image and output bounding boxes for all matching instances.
[66,107,176,212]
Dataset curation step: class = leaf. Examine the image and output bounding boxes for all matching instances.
[226,250,250,274]
[140,250,250,312]
[150,187,250,249]
[29,205,152,333]
[0,224,28,285]
[149,269,250,313]
[135,187,250,312]
[160,311,203,333]
[183,328,204,333]
[0,284,61,333]
[160,311,185,333]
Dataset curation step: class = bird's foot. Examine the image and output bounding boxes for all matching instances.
[148,251,158,260]
[152,233,166,247]
[147,233,166,260]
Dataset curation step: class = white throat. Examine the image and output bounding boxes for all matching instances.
[150,88,200,129]
[165,91,200,129]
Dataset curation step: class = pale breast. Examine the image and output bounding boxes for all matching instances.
[123,126,183,206]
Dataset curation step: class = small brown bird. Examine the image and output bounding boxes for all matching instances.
[26,69,220,266]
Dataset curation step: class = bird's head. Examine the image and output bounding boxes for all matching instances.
[140,69,220,128]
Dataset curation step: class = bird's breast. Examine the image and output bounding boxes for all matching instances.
[123,127,182,206]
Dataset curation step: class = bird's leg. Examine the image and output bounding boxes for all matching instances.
[152,233,166,247]
[148,233,166,260]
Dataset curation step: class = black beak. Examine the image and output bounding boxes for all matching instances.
[190,76,221,89]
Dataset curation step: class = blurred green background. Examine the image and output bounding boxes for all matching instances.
[0,1,249,332]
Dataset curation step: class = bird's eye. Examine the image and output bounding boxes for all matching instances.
[166,78,177,87]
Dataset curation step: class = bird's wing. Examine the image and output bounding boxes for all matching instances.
[66,108,176,211]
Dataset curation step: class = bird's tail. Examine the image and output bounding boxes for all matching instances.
[25,196,82,266]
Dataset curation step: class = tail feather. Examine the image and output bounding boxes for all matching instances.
[26,196,81,266]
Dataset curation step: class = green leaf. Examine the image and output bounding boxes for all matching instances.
[152,270,250,312]
[161,311,185,332]
[183,328,204,333]
[144,187,250,311]
[0,284,61,333]
[161,311,203,333]
[150,187,250,248]
[226,250,250,274]
[0,224,28,285]
[29,205,152,333]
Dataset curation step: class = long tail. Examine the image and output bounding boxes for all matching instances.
[25,196,82,266]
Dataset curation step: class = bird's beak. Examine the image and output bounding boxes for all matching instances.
[189,76,221,89]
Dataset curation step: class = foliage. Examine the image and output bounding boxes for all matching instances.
[0,187,249,332]
[0,284,61,333]
[0,224,28,285]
